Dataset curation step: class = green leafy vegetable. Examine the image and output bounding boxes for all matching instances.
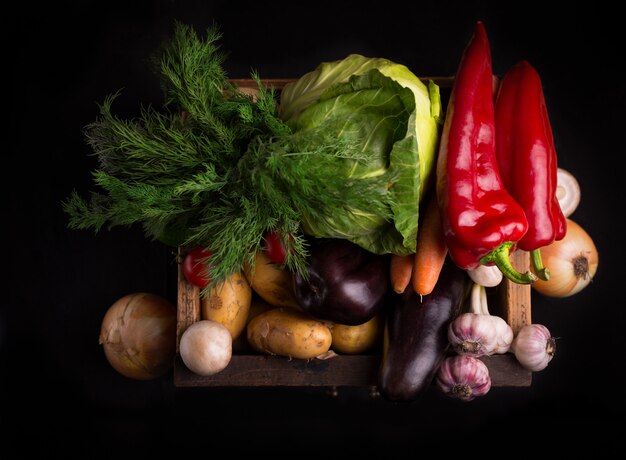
[280,54,443,204]
[63,23,441,287]
[280,54,443,254]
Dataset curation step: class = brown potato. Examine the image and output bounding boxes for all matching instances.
[202,272,251,340]
[247,308,332,359]
[243,250,300,309]
[231,298,274,353]
[331,314,383,354]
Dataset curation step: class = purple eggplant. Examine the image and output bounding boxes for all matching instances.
[378,260,467,401]
[293,238,389,325]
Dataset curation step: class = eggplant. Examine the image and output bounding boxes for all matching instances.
[378,260,466,401]
[293,238,389,325]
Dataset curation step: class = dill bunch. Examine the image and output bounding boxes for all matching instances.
[63,23,393,286]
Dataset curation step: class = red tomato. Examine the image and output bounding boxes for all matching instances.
[182,247,213,288]
[263,231,288,265]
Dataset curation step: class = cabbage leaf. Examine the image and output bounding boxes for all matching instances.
[280,55,442,255]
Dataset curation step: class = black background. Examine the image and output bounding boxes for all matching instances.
[6,0,624,455]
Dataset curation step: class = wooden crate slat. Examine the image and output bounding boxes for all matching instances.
[174,355,379,387]
[173,354,531,388]
[495,250,532,335]
[176,248,201,353]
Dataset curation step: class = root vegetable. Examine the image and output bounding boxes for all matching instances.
[511,324,555,371]
[331,315,383,354]
[243,250,300,309]
[390,254,414,294]
[231,299,273,353]
[99,292,176,380]
[201,271,251,339]
[467,264,503,287]
[179,320,232,376]
[412,195,448,296]
[247,308,332,359]
[532,219,598,297]
[436,355,491,401]
[556,168,581,218]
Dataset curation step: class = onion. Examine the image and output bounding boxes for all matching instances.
[532,219,598,298]
[467,264,503,287]
[556,168,581,218]
[179,320,232,376]
[99,292,177,380]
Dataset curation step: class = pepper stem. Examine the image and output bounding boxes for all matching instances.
[530,249,550,281]
[480,242,537,285]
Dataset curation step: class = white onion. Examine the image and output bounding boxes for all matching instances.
[556,168,581,218]
[179,320,232,376]
[99,292,177,380]
[467,264,503,287]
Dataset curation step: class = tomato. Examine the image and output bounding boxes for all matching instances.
[182,247,213,288]
[263,231,288,265]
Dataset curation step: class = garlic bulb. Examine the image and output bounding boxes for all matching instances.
[511,324,556,371]
[490,315,514,354]
[448,313,498,357]
[467,264,503,287]
[436,355,491,401]
[450,283,513,355]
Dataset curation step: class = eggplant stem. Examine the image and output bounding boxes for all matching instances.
[480,242,537,285]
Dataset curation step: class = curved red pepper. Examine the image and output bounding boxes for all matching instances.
[495,60,567,281]
[436,22,535,284]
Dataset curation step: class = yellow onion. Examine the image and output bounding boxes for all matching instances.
[99,292,177,380]
[532,219,598,298]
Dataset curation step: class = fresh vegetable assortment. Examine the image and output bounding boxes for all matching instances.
[75,21,598,401]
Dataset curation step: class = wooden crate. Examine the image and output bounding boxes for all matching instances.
[174,250,531,388]
[173,77,533,389]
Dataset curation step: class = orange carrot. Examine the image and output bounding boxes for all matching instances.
[412,195,448,296]
[390,253,414,294]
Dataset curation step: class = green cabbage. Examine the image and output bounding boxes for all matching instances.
[279,54,442,255]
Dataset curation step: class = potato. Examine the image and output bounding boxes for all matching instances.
[331,314,383,354]
[243,250,300,309]
[202,272,251,340]
[231,298,273,353]
[247,308,332,359]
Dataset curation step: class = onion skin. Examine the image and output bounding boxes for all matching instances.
[99,292,176,380]
[532,219,598,298]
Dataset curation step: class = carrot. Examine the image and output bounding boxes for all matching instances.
[390,253,414,294]
[412,195,448,296]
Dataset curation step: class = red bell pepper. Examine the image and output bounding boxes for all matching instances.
[495,60,567,280]
[436,22,536,284]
